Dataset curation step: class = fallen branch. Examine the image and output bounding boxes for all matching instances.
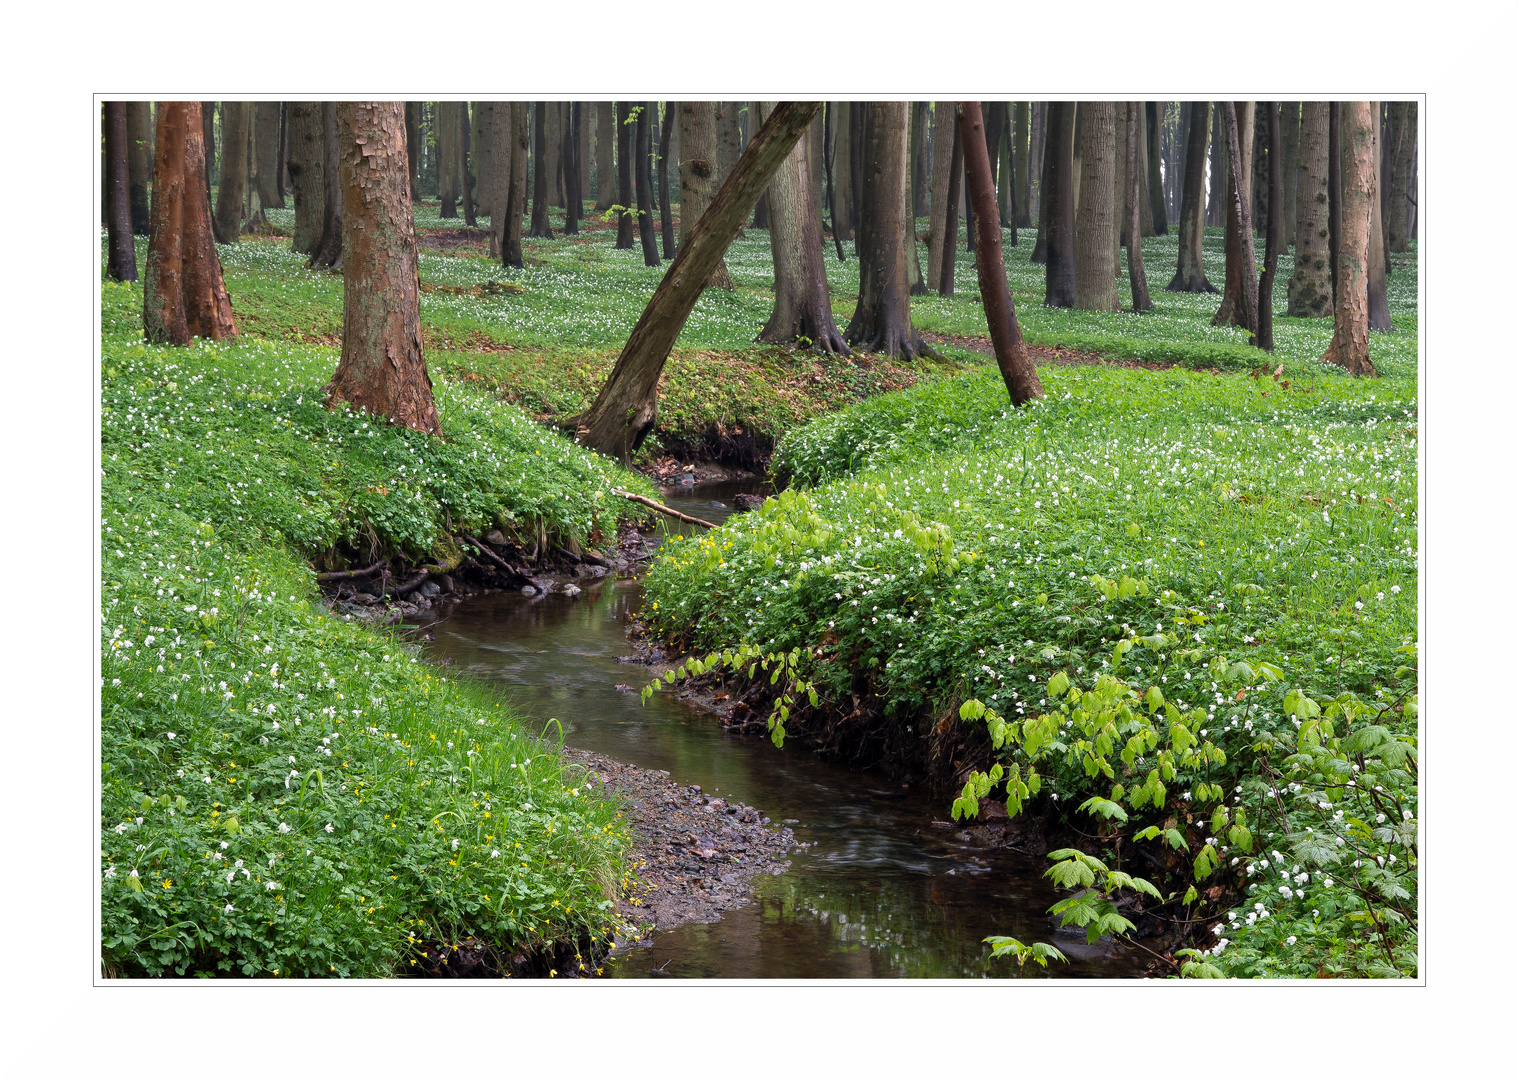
[611,488,714,529]
[393,552,463,597]
[460,536,532,582]
[315,559,388,583]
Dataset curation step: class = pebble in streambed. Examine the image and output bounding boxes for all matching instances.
[561,748,798,950]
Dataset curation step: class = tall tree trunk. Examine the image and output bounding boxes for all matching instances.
[459,102,477,227]
[574,102,823,461]
[212,102,248,244]
[546,101,564,208]
[1112,103,1127,267]
[1146,102,1168,235]
[907,102,927,295]
[833,100,853,240]
[675,101,733,289]
[850,103,865,251]
[325,102,439,435]
[1327,102,1341,304]
[1031,103,1054,265]
[1213,102,1256,328]
[1320,102,1378,376]
[1125,103,1153,312]
[1287,102,1333,318]
[756,101,849,354]
[1167,101,1214,292]
[846,102,938,360]
[486,103,511,259]
[1003,107,1019,246]
[657,103,676,259]
[561,101,579,235]
[959,102,1042,406]
[502,101,529,270]
[1213,102,1258,337]
[577,101,591,201]
[1256,102,1282,350]
[1205,104,1224,227]
[614,102,634,249]
[1277,103,1299,253]
[529,102,554,238]
[105,102,139,282]
[716,102,743,187]
[287,102,324,255]
[1043,102,1077,307]
[1029,101,1046,226]
[307,103,345,271]
[1075,101,1118,312]
[1014,102,1032,228]
[255,102,283,209]
[938,116,963,296]
[277,102,288,202]
[438,102,458,217]
[634,103,660,267]
[595,101,617,213]
[913,101,932,218]
[823,102,847,260]
[126,101,152,235]
[927,100,955,285]
[243,105,265,231]
[405,101,422,202]
[982,101,1006,228]
[1386,101,1414,253]
[144,102,236,345]
[1366,103,1394,333]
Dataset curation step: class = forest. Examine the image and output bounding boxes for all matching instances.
[99,98,1418,982]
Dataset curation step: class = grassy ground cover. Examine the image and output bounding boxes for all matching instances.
[641,260,1419,975]
[99,267,659,976]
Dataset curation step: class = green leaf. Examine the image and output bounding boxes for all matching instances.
[1047,671,1070,698]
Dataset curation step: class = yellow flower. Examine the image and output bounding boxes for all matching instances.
[162,880,172,888]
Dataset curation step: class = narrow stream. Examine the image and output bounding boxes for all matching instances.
[417,481,1145,978]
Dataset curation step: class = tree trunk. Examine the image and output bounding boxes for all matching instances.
[756,101,849,354]
[658,103,676,259]
[1031,102,1054,265]
[1206,103,1224,226]
[1075,101,1118,312]
[913,101,932,219]
[1386,101,1414,253]
[846,102,938,360]
[529,102,554,238]
[1014,102,1032,228]
[981,101,1006,228]
[1029,101,1046,227]
[573,102,823,461]
[105,102,139,282]
[716,102,742,187]
[1167,101,1214,292]
[242,105,265,231]
[907,103,927,294]
[1327,102,1341,304]
[614,102,635,249]
[405,101,422,202]
[308,103,344,270]
[1279,102,1300,252]
[959,102,1042,406]
[487,103,512,260]
[938,116,963,296]
[126,101,152,235]
[1320,101,1378,376]
[577,101,592,202]
[1213,102,1256,328]
[144,102,236,345]
[212,102,248,244]
[595,101,617,212]
[287,102,324,255]
[325,101,440,435]
[561,101,579,235]
[927,100,956,285]
[459,102,477,228]
[634,103,660,266]
[255,101,283,209]
[438,102,457,217]
[1125,103,1153,313]
[850,103,865,251]
[1144,101,1168,236]
[546,101,564,208]
[676,101,733,288]
[1366,103,1394,333]
[1256,101,1282,350]
[1213,102,1258,337]
[502,101,529,269]
[1043,101,1077,307]
[833,100,853,240]
[1287,102,1333,317]
[823,102,847,260]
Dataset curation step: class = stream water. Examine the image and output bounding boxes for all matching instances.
[417,481,1144,979]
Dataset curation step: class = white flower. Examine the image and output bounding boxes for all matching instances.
[226,871,236,883]
[165,732,176,740]
[224,903,235,913]
[265,881,279,891]
[491,849,501,858]
[104,866,116,879]
[325,823,335,833]
[1285,935,1297,946]
[277,822,291,833]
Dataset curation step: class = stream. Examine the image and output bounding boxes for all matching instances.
[417,479,1145,978]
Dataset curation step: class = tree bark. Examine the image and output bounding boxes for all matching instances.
[529,101,554,238]
[1043,101,1077,307]
[938,115,963,296]
[255,102,283,209]
[438,101,457,217]
[561,101,579,235]
[308,103,344,270]
[1167,101,1214,292]
[981,101,1006,229]
[1287,102,1333,317]
[1279,102,1300,252]
[907,102,928,294]
[833,100,853,240]
[578,101,592,202]
[546,101,564,208]
[405,101,422,202]
[486,103,512,260]
[1146,102,1168,235]
[1327,102,1341,304]
[1206,104,1224,227]
[1387,101,1414,252]
[635,103,660,266]
[595,101,616,213]
[287,103,324,255]
[325,101,440,435]
[1256,102,1281,350]
[823,102,847,260]
[913,101,932,219]
[658,103,676,259]
[756,101,849,354]
[927,101,956,286]
[573,102,823,461]
[1125,103,1152,312]
[1031,103,1053,265]
[716,102,743,187]
[105,103,139,282]
[1075,101,1118,312]
[502,101,529,269]
[459,102,477,228]
[614,102,634,249]
[126,101,152,235]
[959,103,1042,406]
[144,102,236,345]
[1213,102,1256,329]
[675,101,732,288]
[1014,102,1032,228]
[1366,103,1394,333]
[212,102,248,244]
[1320,101,1378,376]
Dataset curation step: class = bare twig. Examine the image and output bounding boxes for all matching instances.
[611,488,714,529]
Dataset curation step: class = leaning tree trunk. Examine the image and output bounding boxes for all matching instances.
[1387,101,1414,253]
[1146,102,1168,235]
[1320,101,1378,376]
[1256,102,1282,351]
[846,102,938,360]
[325,101,440,435]
[594,101,616,213]
[1043,101,1077,307]
[635,102,660,266]
[927,100,956,286]
[657,103,676,259]
[755,101,849,354]
[1075,100,1118,312]
[126,101,152,235]
[105,102,138,282]
[1287,102,1333,317]
[573,102,823,461]
[1167,101,1214,292]
[502,101,529,269]
[529,101,554,239]
[959,102,1042,406]
[676,101,733,289]
[307,103,344,270]
[1125,102,1153,312]
[1213,101,1256,329]
[1366,103,1394,333]
[144,102,236,345]
[255,102,283,209]
[212,102,248,244]
[286,102,324,255]
[614,102,635,249]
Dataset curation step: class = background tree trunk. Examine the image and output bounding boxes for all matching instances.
[927,101,955,285]
[105,102,139,282]
[716,102,743,187]
[1146,102,1168,235]
[960,102,1042,406]
[1256,102,1282,350]
[287,102,324,255]
[1014,101,1032,228]
[212,101,248,244]
[1043,101,1077,307]
[1125,103,1152,312]
[1167,101,1214,292]
[981,101,1006,228]
[907,103,927,294]
[1320,101,1378,376]
[126,101,152,235]
[1206,104,1224,227]
[1366,103,1394,333]
[578,101,592,202]
[405,101,422,202]
[595,101,616,213]
[635,103,660,266]
[560,101,579,235]
[1075,101,1118,312]
[502,101,529,269]
[1279,102,1300,252]
[438,101,457,217]
[614,102,635,250]
[573,102,822,461]
[1328,102,1341,304]
[326,101,440,435]
[255,102,283,209]
[914,101,932,218]
[823,102,847,260]
[846,102,937,360]
[486,103,512,260]
[938,116,963,296]
[546,101,564,208]
[529,101,553,238]
[1213,101,1256,328]
[1387,101,1414,253]
[658,102,676,259]
[307,103,345,270]
[833,100,853,240]
[1287,102,1333,317]
[676,101,732,289]
[459,102,477,228]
